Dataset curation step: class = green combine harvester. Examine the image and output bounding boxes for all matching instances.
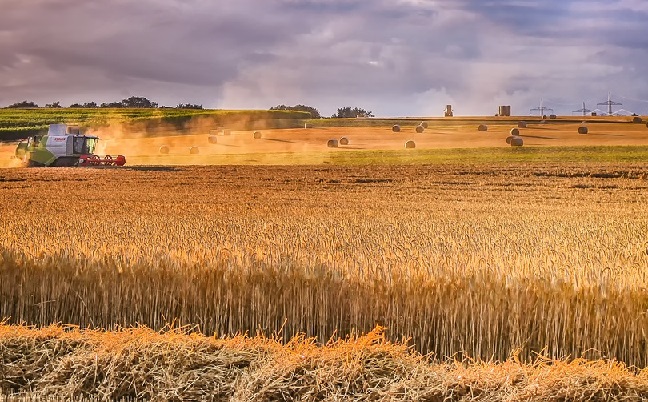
[14,124,126,167]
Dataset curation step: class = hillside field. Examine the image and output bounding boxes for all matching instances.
[0,108,311,142]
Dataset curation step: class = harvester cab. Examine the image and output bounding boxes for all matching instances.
[15,124,126,167]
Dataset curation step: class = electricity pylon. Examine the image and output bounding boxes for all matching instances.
[530,99,554,116]
[572,102,591,116]
[597,92,622,115]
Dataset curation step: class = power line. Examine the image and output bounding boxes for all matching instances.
[544,98,583,108]
[615,94,648,104]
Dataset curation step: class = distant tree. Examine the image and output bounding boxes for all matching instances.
[270,104,321,119]
[45,101,61,108]
[6,100,39,108]
[98,97,157,108]
[332,106,374,118]
[100,101,123,108]
[70,102,98,108]
[176,103,203,109]
[121,96,158,108]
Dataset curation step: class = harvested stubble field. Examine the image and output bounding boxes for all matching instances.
[1,153,648,399]
[2,114,648,167]
[82,117,648,165]
[2,325,648,401]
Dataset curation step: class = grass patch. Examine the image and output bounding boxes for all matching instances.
[127,146,648,166]
[325,146,648,165]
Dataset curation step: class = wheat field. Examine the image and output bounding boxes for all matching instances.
[1,162,647,362]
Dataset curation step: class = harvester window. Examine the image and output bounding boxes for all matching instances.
[85,138,97,154]
[73,137,85,154]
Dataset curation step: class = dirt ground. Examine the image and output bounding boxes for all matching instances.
[1,118,648,166]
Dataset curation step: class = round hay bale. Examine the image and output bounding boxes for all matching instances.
[208,135,218,144]
[339,137,349,145]
[506,135,514,145]
[159,145,170,154]
[510,137,524,147]
[578,126,588,134]
[415,125,424,133]
[549,114,557,119]
[253,131,262,139]
[517,121,527,128]
[421,121,429,129]
[404,140,416,149]
[392,124,401,132]
[327,139,339,148]
[510,128,520,136]
[477,124,488,132]
[189,146,199,154]
[542,115,547,119]
[633,116,643,124]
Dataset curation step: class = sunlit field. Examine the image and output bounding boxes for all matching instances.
[2,115,648,167]
[1,115,648,399]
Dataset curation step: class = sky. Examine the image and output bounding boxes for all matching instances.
[1,0,648,117]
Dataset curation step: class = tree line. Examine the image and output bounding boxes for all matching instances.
[270,105,374,119]
[4,97,203,110]
[4,98,374,118]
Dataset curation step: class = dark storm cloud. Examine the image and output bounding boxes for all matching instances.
[0,0,314,106]
[277,0,367,13]
[3,1,299,85]
[463,0,648,50]
[457,0,570,32]
[1,0,647,114]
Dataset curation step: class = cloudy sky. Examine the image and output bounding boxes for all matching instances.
[1,0,647,116]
